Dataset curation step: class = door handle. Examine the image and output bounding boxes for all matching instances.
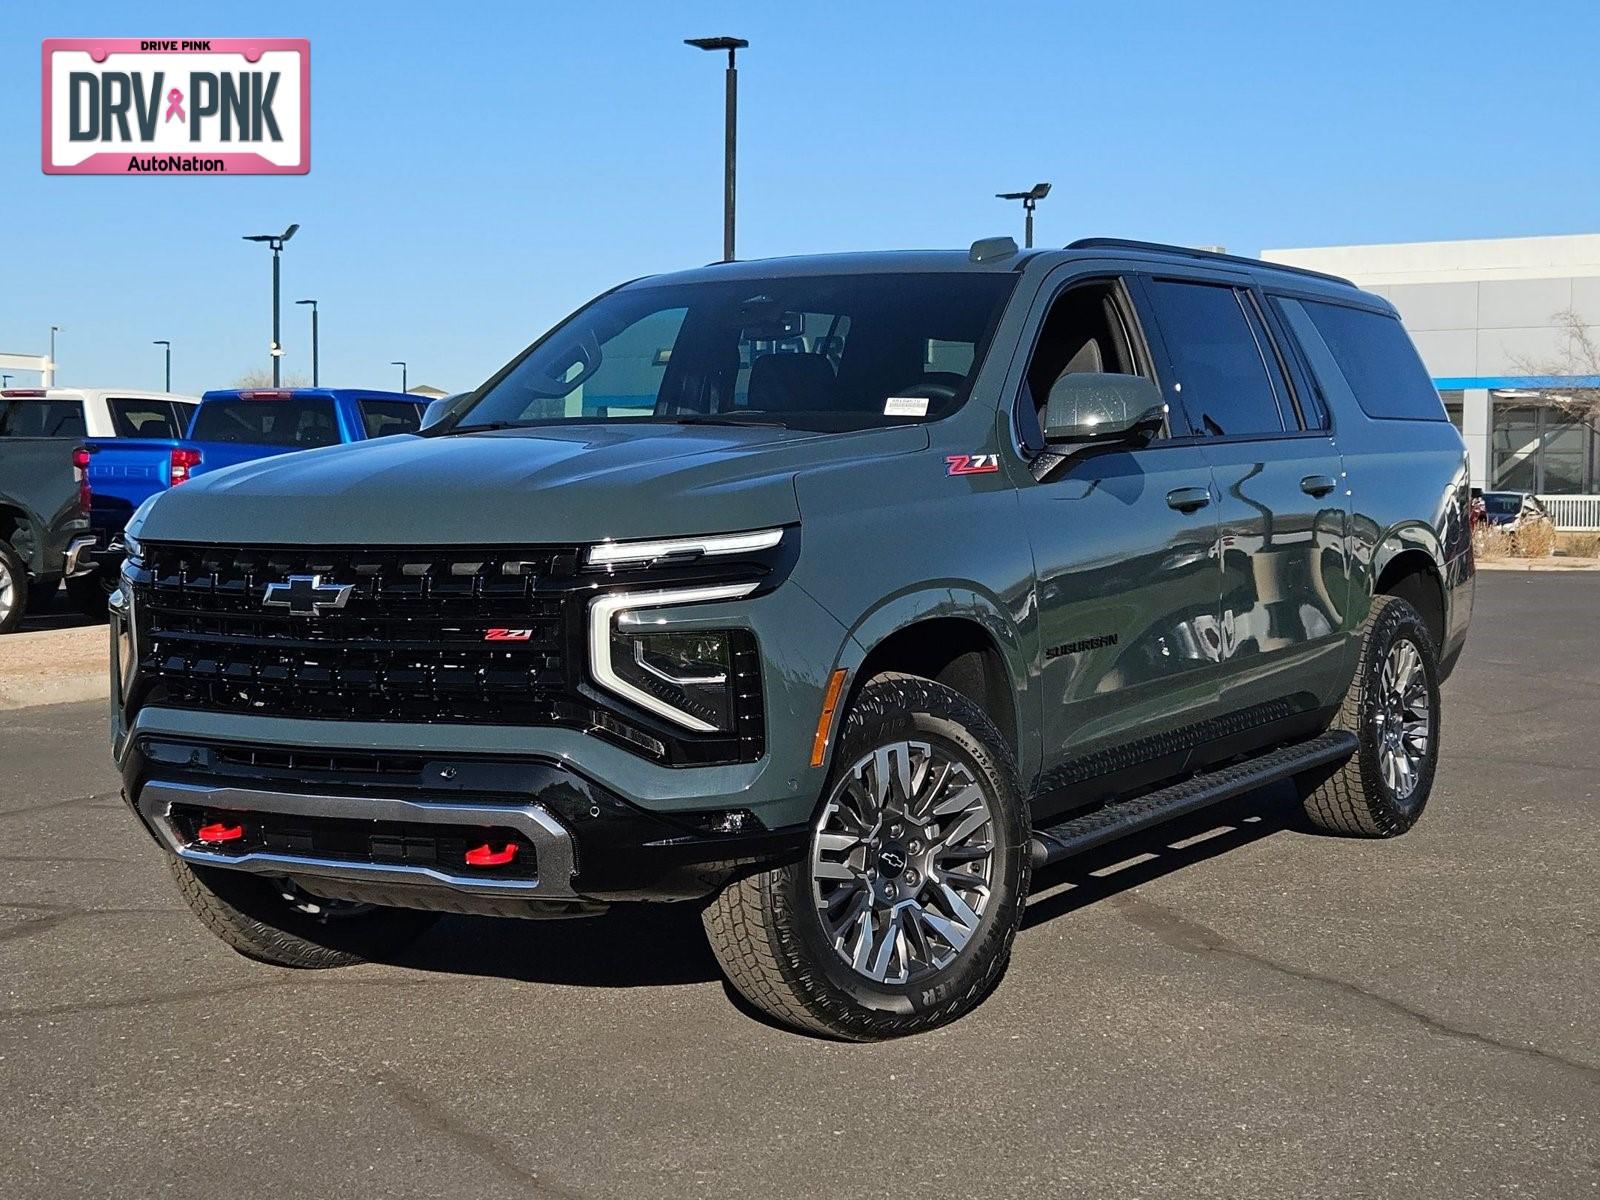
[1300,474,1338,497]
[1165,486,1211,513]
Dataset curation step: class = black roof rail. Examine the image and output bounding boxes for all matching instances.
[1065,237,1355,287]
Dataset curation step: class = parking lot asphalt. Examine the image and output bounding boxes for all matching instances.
[1,571,1596,1199]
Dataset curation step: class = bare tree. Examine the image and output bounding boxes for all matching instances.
[1512,309,1600,437]
[230,368,311,389]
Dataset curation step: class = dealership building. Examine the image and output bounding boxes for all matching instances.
[1261,234,1600,526]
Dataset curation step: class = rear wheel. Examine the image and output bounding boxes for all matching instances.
[0,540,28,635]
[1298,593,1441,836]
[703,674,1029,1040]
[167,855,439,968]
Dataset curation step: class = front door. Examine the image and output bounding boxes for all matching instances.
[1011,274,1225,811]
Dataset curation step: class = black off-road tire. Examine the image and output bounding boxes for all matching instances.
[65,570,114,620]
[167,855,439,968]
[0,539,29,635]
[1298,593,1441,837]
[702,674,1030,1040]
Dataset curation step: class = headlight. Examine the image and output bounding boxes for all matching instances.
[589,583,757,732]
[121,493,162,562]
[586,528,783,568]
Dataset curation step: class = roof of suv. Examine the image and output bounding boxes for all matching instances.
[637,237,1370,303]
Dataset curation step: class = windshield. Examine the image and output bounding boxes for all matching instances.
[455,272,1017,432]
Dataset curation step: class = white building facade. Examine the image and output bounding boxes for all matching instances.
[1262,235,1600,525]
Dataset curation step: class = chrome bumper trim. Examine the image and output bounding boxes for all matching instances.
[64,535,97,577]
[137,780,578,899]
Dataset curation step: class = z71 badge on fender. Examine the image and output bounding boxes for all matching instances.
[946,453,1000,476]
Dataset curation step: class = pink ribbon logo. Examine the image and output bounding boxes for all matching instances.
[164,88,185,123]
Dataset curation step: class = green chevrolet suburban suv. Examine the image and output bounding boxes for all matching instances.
[111,237,1472,1039]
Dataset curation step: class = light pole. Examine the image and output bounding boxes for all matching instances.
[153,340,171,391]
[685,36,748,262]
[48,325,62,386]
[296,299,319,386]
[995,182,1051,249]
[391,360,408,393]
[242,224,300,385]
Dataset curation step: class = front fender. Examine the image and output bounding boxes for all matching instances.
[813,581,1039,785]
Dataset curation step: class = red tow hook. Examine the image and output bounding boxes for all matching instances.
[464,842,518,868]
[196,821,245,844]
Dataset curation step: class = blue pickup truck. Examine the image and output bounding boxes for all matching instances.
[78,388,425,609]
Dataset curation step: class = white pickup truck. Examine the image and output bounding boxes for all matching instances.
[0,387,199,440]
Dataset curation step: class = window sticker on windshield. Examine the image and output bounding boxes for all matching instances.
[884,396,929,417]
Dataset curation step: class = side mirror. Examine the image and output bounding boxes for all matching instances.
[419,392,475,432]
[1042,373,1165,447]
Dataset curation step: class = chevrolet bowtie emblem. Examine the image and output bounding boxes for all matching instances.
[261,574,354,617]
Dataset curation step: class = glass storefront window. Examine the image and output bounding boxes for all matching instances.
[1491,399,1599,494]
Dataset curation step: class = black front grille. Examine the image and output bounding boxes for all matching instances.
[136,543,582,725]
[129,541,767,765]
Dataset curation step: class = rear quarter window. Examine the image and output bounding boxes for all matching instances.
[358,399,424,439]
[1278,298,1445,421]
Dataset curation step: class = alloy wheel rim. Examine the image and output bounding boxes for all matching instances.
[0,558,13,627]
[811,739,995,986]
[1374,638,1431,801]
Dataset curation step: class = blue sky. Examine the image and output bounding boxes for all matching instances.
[4,0,1596,395]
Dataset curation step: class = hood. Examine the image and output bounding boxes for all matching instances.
[141,422,929,546]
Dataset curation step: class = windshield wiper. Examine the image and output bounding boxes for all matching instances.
[671,413,790,429]
[442,420,529,435]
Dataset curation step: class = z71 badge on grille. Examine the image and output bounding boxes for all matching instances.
[484,628,534,642]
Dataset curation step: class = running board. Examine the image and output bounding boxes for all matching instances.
[1029,730,1358,869]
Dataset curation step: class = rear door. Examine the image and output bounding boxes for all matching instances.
[1139,274,1350,717]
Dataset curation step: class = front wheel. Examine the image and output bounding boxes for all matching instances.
[703,674,1029,1040]
[1298,593,1441,837]
[167,855,439,968]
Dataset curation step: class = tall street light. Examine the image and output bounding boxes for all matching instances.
[391,360,408,393]
[242,223,300,385]
[295,299,320,386]
[48,325,62,386]
[153,340,171,391]
[685,36,748,262]
[995,182,1051,249]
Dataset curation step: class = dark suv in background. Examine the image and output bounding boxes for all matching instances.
[111,237,1471,1039]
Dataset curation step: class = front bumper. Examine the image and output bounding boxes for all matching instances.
[120,734,808,915]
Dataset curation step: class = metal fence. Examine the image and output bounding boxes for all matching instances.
[1536,494,1600,531]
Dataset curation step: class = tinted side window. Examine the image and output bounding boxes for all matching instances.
[359,400,424,439]
[1145,280,1285,437]
[1293,299,1445,421]
[108,398,182,438]
[0,400,87,437]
